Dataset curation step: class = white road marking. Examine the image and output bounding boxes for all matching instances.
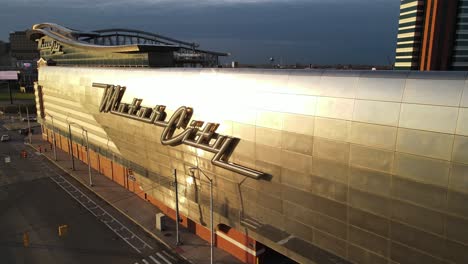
[162,251,176,261]
[156,252,172,264]
[49,173,153,253]
[149,255,162,264]
[20,145,180,263]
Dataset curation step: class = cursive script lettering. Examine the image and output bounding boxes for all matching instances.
[93,82,265,179]
[40,39,64,54]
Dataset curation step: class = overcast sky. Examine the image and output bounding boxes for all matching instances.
[0,0,400,65]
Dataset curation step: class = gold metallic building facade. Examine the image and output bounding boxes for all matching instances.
[36,67,468,264]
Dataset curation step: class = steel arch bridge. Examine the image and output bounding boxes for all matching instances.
[28,23,228,67]
[79,28,199,49]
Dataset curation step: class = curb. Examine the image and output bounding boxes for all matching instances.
[25,141,195,264]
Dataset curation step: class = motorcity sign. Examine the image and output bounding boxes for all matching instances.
[39,39,64,55]
[93,83,265,179]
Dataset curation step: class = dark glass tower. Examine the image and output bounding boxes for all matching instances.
[395,0,426,70]
[395,0,460,71]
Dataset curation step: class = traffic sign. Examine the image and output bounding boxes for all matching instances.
[4,156,10,163]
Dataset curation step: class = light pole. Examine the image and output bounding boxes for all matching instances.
[67,122,75,171]
[68,121,93,187]
[45,113,57,161]
[25,105,32,145]
[8,80,12,104]
[174,169,181,246]
[83,129,93,187]
[189,167,214,264]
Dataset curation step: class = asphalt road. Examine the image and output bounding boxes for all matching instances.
[0,178,143,264]
[0,116,188,264]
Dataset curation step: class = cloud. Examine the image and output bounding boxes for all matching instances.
[2,0,298,10]
[7,0,376,8]
[8,0,296,4]
[0,0,399,65]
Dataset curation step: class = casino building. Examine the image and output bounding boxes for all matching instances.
[29,23,468,264]
[28,23,227,68]
[394,0,467,71]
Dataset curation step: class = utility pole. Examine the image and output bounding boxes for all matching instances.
[68,123,75,170]
[50,115,57,160]
[84,129,93,187]
[209,177,214,264]
[8,81,12,104]
[189,167,214,264]
[174,169,181,245]
[18,104,22,120]
[26,106,32,144]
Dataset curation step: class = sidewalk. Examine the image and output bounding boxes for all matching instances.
[27,134,243,264]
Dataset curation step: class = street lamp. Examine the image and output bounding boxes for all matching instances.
[68,121,93,187]
[174,169,182,246]
[67,122,75,171]
[25,105,32,145]
[82,128,93,187]
[189,166,214,264]
[45,113,57,161]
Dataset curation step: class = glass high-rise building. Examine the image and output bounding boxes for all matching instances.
[395,0,461,70]
[395,0,426,70]
[452,0,468,70]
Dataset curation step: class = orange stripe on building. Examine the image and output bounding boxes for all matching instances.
[426,0,438,70]
[420,0,433,71]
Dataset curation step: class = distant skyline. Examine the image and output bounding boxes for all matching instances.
[0,0,400,65]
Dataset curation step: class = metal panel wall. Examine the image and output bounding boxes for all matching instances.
[38,67,468,264]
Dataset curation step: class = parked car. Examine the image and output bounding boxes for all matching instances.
[1,135,10,142]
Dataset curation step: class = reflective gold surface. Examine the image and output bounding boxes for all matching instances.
[38,67,468,264]
[399,103,459,134]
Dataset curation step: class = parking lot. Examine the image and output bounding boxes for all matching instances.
[0,112,39,140]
